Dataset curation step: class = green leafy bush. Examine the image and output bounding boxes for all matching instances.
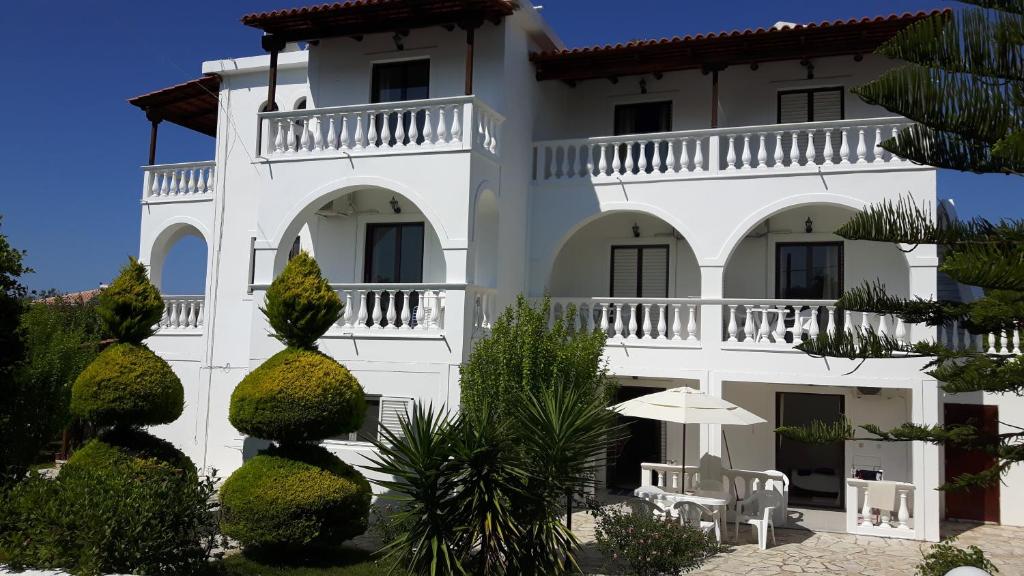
[95,257,164,344]
[916,537,999,576]
[70,342,183,429]
[0,440,218,575]
[261,252,342,349]
[229,348,365,442]
[592,504,718,576]
[220,443,371,549]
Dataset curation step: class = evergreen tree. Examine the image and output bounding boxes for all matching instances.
[776,1,1024,490]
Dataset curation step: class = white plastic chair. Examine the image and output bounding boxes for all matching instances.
[631,495,669,520]
[734,488,780,549]
[674,500,722,543]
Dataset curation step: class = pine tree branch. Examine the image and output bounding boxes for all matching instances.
[931,353,1024,395]
[881,124,1024,173]
[942,242,1024,290]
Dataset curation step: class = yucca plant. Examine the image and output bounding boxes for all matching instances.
[777,1,1024,491]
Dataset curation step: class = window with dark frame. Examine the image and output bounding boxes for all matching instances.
[610,245,669,337]
[775,242,844,300]
[371,59,429,145]
[363,222,424,328]
[614,102,672,173]
[777,87,845,123]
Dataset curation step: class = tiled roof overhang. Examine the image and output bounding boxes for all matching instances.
[530,10,947,82]
[128,75,220,137]
[241,0,518,43]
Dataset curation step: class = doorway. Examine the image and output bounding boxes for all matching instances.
[944,403,1000,523]
[776,392,845,508]
[608,385,663,490]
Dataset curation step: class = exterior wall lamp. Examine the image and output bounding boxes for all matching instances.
[390,196,402,214]
[632,222,640,238]
[805,217,814,233]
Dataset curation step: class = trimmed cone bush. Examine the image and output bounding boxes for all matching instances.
[70,342,184,429]
[229,347,365,442]
[261,252,342,349]
[95,257,164,344]
[223,252,369,549]
[219,443,371,549]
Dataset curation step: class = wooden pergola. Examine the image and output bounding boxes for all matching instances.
[128,75,220,164]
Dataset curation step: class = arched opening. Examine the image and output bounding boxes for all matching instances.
[273,186,447,330]
[147,223,208,330]
[472,189,498,288]
[721,203,910,344]
[547,211,700,339]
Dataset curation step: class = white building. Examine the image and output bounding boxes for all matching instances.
[126,1,1019,542]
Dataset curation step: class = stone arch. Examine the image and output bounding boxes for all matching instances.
[545,209,701,298]
[142,217,210,294]
[268,176,452,279]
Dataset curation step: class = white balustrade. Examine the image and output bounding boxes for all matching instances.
[332,284,447,333]
[532,117,911,182]
[723,300,842,347]
[143,161,216,201]
[156,296,205,331]
[549,297,700,343]
[259,96,502,159]
[471,287,498,335]
[846,479,916,538]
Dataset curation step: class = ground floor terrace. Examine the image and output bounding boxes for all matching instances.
[605,377,942,543]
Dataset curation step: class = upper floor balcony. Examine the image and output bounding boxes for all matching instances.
[256,96,503,162]
[532,117,912,185]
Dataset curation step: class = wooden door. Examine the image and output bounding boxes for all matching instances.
[944,403,1000,523]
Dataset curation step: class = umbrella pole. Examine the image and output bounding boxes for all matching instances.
[681,424,686,490]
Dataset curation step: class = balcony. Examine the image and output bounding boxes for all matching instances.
[156,296,205,333]
[142,161,216,203]
[532,117,912,183]
[257,96,503,161]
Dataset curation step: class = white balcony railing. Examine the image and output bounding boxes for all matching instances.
[157,296,205,332]
[469,286,498,336]
[846,478,916,539]
[142,161,216,202]
[532,117,913,182]
[550,297,701,343]
[258,96,503,160]
[332,284,449,333]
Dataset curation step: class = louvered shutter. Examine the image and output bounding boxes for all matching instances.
[611,248,639,297]
[779,92,809,124]
[379,397,411,441]
[812,90,843,121]
[640,247,669,298]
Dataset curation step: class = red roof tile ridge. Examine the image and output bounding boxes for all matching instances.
[533,9,948,58]
[128,75,219,105]
[241,0,517,24]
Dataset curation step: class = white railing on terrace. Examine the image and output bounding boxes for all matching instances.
[533,117,912,182]
[331,284,450,333]
[722,300,915,348]
[550,297,700,343]
[143,161,216,202]
[469,286,498,336]
[157,296,204,331]
[846,479,916,539]
[258,96,503,160]
[640,462,790,525]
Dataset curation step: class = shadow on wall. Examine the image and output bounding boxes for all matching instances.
[242,437,273,462]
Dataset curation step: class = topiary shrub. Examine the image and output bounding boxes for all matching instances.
[70,342,183,429]
[223,252,369,550]
[95,257,164,345]
[261,251,342,349]
[220,443,371,549]
[229,347,365,442]
[67,427,195,477]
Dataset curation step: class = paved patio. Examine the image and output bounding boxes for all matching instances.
[573,505,1024,575]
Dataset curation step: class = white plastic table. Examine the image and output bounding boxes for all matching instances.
[634,487,729,540]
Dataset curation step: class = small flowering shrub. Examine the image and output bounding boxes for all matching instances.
[592,504,718,576]
[916,537,998,576]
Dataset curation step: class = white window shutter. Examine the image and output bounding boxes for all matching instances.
[379,397,411,441]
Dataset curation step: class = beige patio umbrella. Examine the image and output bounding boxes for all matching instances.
[610,386,766,470]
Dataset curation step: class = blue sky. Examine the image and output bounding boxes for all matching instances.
[2,0,1018,294]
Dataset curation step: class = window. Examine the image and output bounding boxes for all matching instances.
[614,101,673,135]
[288,236,301,260]
[610,245,669,298]
[363,223,424,283]
[341,396,411,443]
[364,222,424,328]
[777,87,844,123]
[775,242,843,300]
[371,59,430,103]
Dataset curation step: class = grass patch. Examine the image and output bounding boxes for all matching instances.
[205,546,405,576]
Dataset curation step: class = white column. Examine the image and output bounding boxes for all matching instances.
[912,379,942,542]
[699,266,724,352]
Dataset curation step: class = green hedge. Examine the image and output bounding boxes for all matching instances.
[220,443,371,549]
[95,257,164,344]
[70,343,183,429]
[229,348,365,443]
[0,431,216,575]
